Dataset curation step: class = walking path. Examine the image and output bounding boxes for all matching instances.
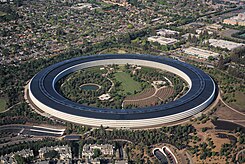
[236,149,245,161]
[0,102,21,114]
[219,92,245,116]
[123,85,167,102]
[106,77,114,93]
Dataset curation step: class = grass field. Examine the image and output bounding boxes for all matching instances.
[0,11,7,17]
[114,72,142,95]
[141,66,157,73]
[0,98,7,112]
[230,91,245,112]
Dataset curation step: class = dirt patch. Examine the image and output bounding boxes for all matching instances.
[214,106,245,120]
[190,120,233,163]
[123,87,174,108]
[192,154,227,164]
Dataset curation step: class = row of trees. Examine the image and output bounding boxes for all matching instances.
[90,125,196,149]
[0,102,63,126]
[0,139,68,156]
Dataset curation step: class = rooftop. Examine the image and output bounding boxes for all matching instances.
[183,47,219,59]
[147,36,178,45]
[207,39,245,50]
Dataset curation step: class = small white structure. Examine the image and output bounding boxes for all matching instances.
[207,39,245,51]
[182,33,200,40]
[156,29,179,36]
[148,36,178,45]
[98,93,111,101]
[196,29,213,35]
[183,47,219,59]
[71,3,93,10]
[153,81,166,85]
[135,66,141,70]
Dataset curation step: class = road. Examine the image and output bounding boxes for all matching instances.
[0,137,41,149]
[236,149,245,161]
[0,124,66,148]
[185,151,194,164]
[0,124,66,137]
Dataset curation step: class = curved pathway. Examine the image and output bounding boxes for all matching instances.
[219,91,245,116]
[123,85,168,102]
[0,102,21,114]
[236,149,245,161]
[174,83,187,101]
[106,77,114,93]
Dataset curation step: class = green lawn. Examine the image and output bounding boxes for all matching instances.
[141,66,159,73]
[114,72,142,95]
[0,98,7,112]
[0,11,7,17]
[231,91,245,112]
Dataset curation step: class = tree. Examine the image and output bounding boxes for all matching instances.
[43,150,59,159]
[208,56,215,61]
[14,155,25,164]
[93,148,101,158]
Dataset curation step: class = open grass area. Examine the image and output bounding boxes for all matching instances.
[0,98,7,112]
[141,66,157,73]
[118,49,126,54]
[0,11,7,17]
[230,91,245,112]
[99,48,128,54]
[114,72,142,95]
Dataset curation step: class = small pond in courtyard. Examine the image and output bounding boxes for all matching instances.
[80,84,100,91]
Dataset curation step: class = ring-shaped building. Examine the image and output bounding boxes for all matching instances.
[28,54,217,128]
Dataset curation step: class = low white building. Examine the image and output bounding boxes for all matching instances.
[98,93,111,101]
[71,3,93,10]
[183,47,219,59]
[0,149,34,164]
[223,12,245,26]
[207,39,245,51]
[148,36,178,45]
[182,33,199,40]
[196,29,213,35]
[156,29,179,36]
[39,145,72,160]
[82,144,114,159]
[206,24,223,30]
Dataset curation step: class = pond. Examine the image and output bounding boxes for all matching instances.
[239,33,245,38]
[217,133,237,143]
[212,120,245,133]
[80,84,100,91]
